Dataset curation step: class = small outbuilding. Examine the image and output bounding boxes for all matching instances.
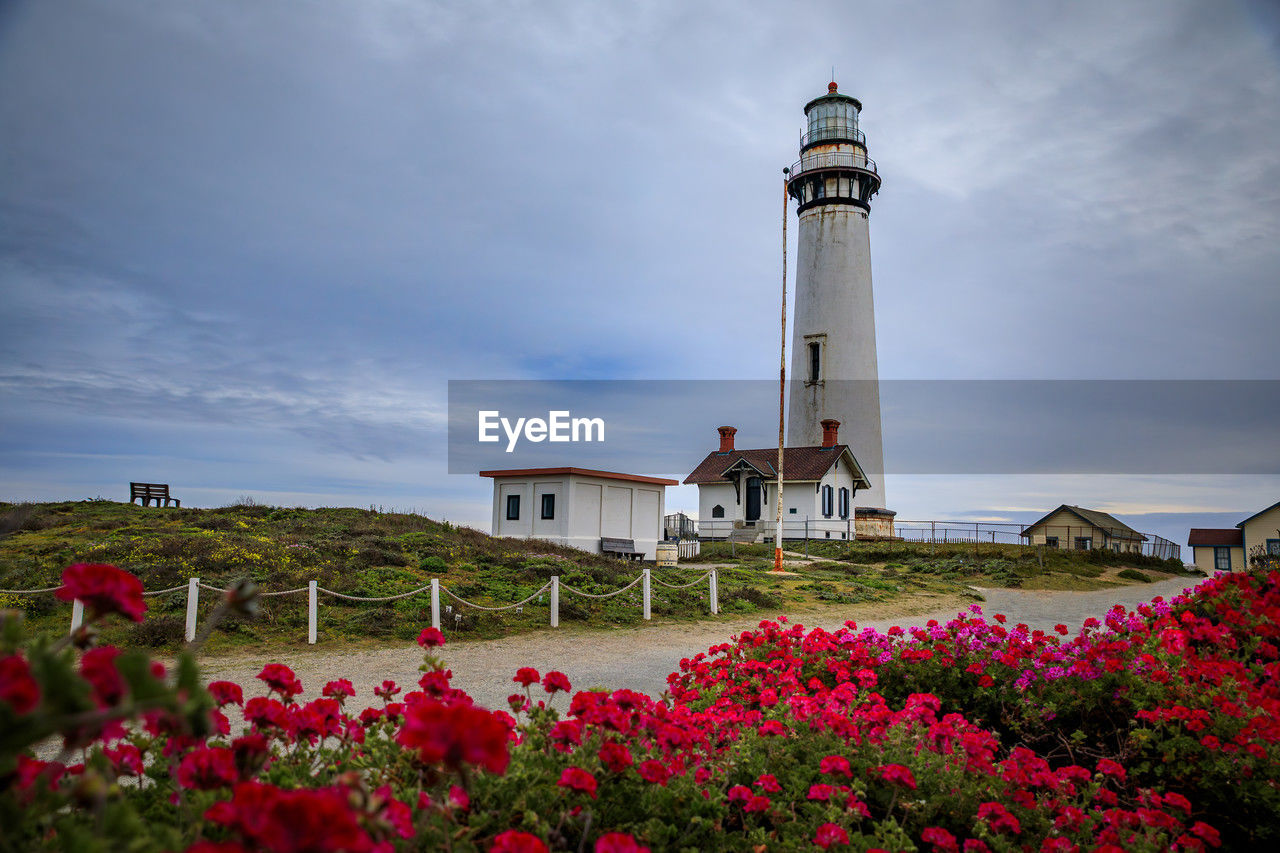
[1189,500,1280,572]
[1020,505,1147,553]
[479,467,678,560]
[1188,528,1245,573]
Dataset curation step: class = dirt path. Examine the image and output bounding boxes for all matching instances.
[199,575,1202,713]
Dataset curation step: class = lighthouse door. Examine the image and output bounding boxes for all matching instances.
[745,477,762,522]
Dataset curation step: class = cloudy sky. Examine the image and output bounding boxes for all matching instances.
[2,0,1277,547]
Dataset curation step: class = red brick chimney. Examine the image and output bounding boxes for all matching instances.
[820,419,840,448]
[717,425,737,453]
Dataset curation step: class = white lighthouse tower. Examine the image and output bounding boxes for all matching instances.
[786,81,888,511]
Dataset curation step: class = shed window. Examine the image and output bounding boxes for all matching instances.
[1214,547,1232,571]
[1044,536,1059,549]
[540,493,555,520]
[838,487,850,519]
[505,494,520,521]
[821,485,833,518]
[711,505,725,519]
[1074,536,1092,551]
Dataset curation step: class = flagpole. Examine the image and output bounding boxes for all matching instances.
[775,169,789,573]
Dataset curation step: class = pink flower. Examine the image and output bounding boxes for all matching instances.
[813,823,850,849]
[374,679,401,702]
[558,766,598,799]
[57,563,146,622]
[872,763,917,790]
[977,801,1021,834]
[808,784,837,801]
[1096,758,1126,782]
[921,826,959,852]
[321,679,355,701]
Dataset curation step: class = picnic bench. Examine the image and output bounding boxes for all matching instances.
[600,537,644,561]
[130,482,181,508]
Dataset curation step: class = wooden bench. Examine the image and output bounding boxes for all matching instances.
[600,537,643,561]
[130,482,180,508]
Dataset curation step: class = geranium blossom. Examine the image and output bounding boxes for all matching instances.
[56,563,146,622]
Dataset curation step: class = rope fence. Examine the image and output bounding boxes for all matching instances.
[4,567,720,645]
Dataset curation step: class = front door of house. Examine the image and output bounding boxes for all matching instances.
[745,477,762,522]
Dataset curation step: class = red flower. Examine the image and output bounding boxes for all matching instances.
[177,746,238,790]
[1096,758,1127,782]
[558,766,598,799]
[79,646,125,706]
[636,759,671,786]
[256,664,303,701]
[921,826,958,853]
[244,697,292,735]
[808,783,837,801]
[209,680,245,707]
[595,832,650,853]
[57,563,146,622]
[543,671,572,694]
[397,699,510,774]
[0,654,40,714]
[813,822,850,849]
[599,741,633,772]
[205,781,375,852]
[872,763,917,790]
[418,627,446,648]
[374,679,401,702]
[1190,821,1221,847]
[104,743,143,776]
[744,794,771,813]
[977,801,1021,834]
[513,667,541,687]
[448,784,470,811]
[322,679,355,701]
[231,733,271,778]
[819,755,852,778]
[490,830,549,853]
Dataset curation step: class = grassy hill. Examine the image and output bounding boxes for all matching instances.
[0,501,1195,652]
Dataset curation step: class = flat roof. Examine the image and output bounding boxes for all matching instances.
[478,467,678,486]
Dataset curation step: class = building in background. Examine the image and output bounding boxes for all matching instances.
[479,467,676,560]
[1189,500,1280,573]
[785,82,888,512]
[1020,505,1147,553]
[1188,528,1245,573]
[683,421,895,541]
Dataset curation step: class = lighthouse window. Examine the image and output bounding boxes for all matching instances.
[838,487,850,519]
[808,341,821,383]
[821,485,834,518]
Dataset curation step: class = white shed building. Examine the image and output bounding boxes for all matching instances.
[479,467,678,559]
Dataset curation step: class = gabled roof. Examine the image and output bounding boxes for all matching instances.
[1020,504,1147,542]
[1188,528,1244,548]
[1236,500,1280,529]
[683,445,871,490]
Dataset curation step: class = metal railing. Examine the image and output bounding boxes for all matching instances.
[788,151,878,178]
[800,125,865,148]
[1,569,721,645]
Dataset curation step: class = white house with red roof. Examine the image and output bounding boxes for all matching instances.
[683,420,893,541]
[479,467,678,559]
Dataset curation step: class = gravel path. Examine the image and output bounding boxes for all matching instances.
[198,574,1203,712]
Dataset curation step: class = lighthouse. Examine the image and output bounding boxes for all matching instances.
[785,81,888,511]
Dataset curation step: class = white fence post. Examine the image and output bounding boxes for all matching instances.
[550,576,559,628]
[185,577,200,643]
[710,570,719,615]
[431,579,440,630]
[642,568,651,621]
[70,599,84,634]
[307,580,317,645]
